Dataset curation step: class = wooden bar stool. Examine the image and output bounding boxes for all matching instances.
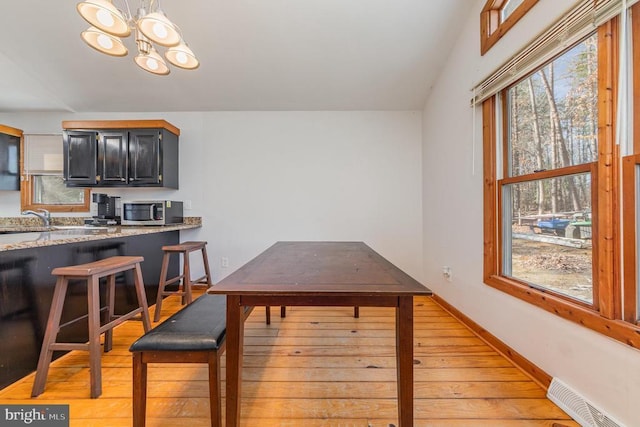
[32,256,151,399]
[153,241,212,322]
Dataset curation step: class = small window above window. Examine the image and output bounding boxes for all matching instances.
[501,0,526,21]
[480,0,539,55]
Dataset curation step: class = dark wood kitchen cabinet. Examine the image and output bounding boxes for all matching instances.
[0,124,22,191]
[62,120,179,188]
[64,130,98,184]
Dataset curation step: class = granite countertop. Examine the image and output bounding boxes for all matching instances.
[0,218,201,252]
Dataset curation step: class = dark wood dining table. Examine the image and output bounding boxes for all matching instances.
[208,241,432,427]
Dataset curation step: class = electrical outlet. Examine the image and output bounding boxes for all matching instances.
[221,257,229,268]
[442,266,452,282]
[184,200,192,210]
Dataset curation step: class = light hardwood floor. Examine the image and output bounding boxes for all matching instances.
[0,292,578,426]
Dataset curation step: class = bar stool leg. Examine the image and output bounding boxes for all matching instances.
[153,252,171,322]
[201,245,213,287]
[104,274,116,352]
[31,277,69,397]
[87,275,103,398]
[183,252,192,306]
[133,263,151,332]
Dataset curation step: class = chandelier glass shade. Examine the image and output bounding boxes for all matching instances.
[81,26,129,56]
[76,0,199,75]
[135,47,170,75]
[137,11,181,46]
[165,42,199,69]
[77,0,131,37]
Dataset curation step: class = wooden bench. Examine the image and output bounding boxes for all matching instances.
[129,294,251,427]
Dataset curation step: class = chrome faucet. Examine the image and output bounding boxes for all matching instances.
[22,209,51,227]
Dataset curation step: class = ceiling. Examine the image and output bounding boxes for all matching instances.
[0,0,470,113]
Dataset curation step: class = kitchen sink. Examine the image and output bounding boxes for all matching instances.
[51,225,109,230]
[0,227,49,234]
[0,226,114,241]
[0,232,44,242]
[0,226,103,234]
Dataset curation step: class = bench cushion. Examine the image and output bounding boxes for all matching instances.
[129,294,226,352]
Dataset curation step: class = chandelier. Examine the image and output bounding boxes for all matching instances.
[76,0,199,75]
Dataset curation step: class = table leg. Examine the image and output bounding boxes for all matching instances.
[226,295,244,427]
[396,296,414,427]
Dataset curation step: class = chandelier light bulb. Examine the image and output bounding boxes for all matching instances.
[153,22,168,39]
[96,9,115,27]
[175,52,187,64]
[97,33,114,49]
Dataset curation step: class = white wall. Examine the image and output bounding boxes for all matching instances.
[421,1,640,426]
[0,110,423,283]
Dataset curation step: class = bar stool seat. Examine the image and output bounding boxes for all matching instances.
[153,241,212,322]
[32,256,151,399]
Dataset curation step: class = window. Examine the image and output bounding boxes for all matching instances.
[623,155,640,324]
[503,35,597,305]
[21,134,89,213]
[621,2,640,326]
[501,0,526,20]
[483,13,640,349]
[480,0,539,55]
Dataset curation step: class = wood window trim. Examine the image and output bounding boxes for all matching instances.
[597,18,620,320]
[622,154,639,324]
[19,134,90,213]
[634,2,640,154]
[482,18,640,349]
[483,97,498,285]
[480,0,539,56]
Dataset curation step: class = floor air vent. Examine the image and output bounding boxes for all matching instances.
[547,378,624,427]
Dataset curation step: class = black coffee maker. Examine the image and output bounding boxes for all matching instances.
[86,193,121,226]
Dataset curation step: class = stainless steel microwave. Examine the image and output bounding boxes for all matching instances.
[121,200,183,226]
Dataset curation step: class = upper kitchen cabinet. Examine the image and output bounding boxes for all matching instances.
[0,125,22,191]
[62,120,179,188]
